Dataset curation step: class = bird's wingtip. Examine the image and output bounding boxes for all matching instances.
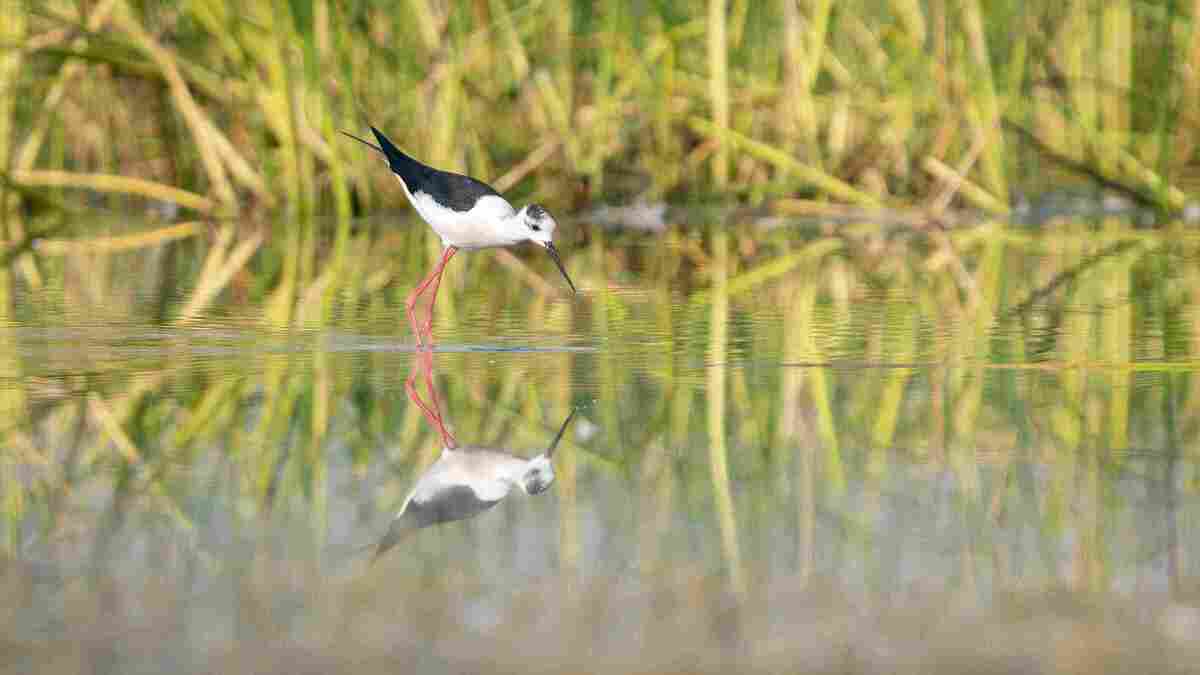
[369,514,420,563]
[340,129,383,154]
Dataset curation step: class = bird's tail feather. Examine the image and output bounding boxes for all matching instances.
[367,127,429,186]
[340,125,428,191]
[321,522,417,576]
[369,521,417,564]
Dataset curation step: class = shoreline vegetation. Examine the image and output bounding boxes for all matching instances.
[4,1,1199,220]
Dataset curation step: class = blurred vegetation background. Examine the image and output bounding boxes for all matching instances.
[5,0,1200,224]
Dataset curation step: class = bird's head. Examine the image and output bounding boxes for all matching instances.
[520,408,577,496]
[521,454,555,495]
[517,203,557,244]
[517,204,575,294]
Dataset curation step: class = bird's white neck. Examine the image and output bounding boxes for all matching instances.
[497,456,536,493]
[491,455,548,495]
[492,212,529,248]
[451,448,532,490]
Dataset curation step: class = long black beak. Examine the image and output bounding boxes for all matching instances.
[543,242,576,294]
[545,408,577,459]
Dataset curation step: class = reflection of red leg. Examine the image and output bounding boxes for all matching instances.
[417,347,450,440]
[405,352,457,448]
[405,366,435,422]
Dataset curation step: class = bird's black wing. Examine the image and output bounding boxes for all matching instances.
[371,485,501,562]
[422,170,504,212]
[404,484,501,528]
[366,126,502,212]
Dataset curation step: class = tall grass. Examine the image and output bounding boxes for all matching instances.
[6,1,1199,223]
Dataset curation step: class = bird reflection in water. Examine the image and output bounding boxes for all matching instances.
[373,359,576,561]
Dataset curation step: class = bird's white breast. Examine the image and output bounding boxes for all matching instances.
[396,176,520,249]
[406,448,528,507]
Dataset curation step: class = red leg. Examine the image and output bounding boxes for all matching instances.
[420,265,445,344]
[419,246,457,346]
[405,246,457,348]
[405,269,440,349]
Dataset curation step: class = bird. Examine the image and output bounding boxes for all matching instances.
[341,126,576,347]
[372,408,577,561]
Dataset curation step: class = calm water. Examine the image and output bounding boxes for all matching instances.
[2,217,1199,672]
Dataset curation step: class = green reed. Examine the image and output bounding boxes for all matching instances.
[7,1,1200,236]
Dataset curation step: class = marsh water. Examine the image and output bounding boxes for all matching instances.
[2,214,1200,672]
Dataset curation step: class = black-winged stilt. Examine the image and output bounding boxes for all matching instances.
[341,126,576,347]
[372,408,577,561]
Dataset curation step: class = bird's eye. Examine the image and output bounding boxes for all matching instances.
[530,224,541,232]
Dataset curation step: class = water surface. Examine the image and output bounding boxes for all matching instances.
[2,216,1199,672]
